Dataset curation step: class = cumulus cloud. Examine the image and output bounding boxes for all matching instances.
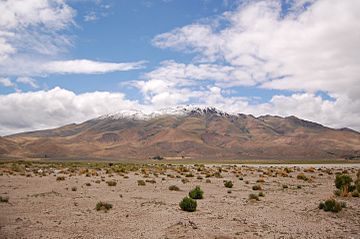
[153,0,360,98]
[148,0,360,129]
[2,87,360,136]
[0,87,141,135]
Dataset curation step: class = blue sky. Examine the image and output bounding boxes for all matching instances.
[0,0,359,135]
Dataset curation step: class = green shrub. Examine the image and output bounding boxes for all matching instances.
[335,174,353,193]
[106,181,117,186]
[224,180,233,188]
[258,192,265,197]
[249,193,259,201]
[169,185,180,191]
[189,186,204,199]
[96,201,113,212]
[137,180,146,186]
[252,185,262,190]
[0,196,9,203]
[179,197,197,212]
[319,199,344,213]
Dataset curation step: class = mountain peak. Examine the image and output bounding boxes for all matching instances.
[97,106,234,121]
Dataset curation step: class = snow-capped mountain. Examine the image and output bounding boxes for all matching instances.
[2,106,360,160]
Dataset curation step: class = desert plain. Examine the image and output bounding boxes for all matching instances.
[0,161,359,239]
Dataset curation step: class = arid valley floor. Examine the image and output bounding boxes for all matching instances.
[0,161,359,239]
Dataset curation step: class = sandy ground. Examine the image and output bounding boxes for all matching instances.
[0,163,359,239]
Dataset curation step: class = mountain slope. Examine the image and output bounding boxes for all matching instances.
[2,107,360,160]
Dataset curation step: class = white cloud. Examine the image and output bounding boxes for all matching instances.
[16,77,38,88]
[0,87,141,135]
[0,0,75,62]
[0,77,15,87]
[84,11,98,22]
[153,0,360,99]
[149,0,360,130]
[0,0,145,79]
[41,59,146,74]
[1,87,360,136]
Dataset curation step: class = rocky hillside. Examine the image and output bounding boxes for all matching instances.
[1,107,360,160]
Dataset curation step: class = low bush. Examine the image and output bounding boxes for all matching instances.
[181,178,189,184]
[224,180,233,188]
[145,179,156,184]
[258,192,265,197]
[297,173,308,181]
[252,185,262,190]
[319,198,345,213]
[0,196,9,203]
[179,197,197,212]
[71,186,77,191]
[137,180,146,186]
[106,181,117,186]
[96,201,113,212]
[169,185,180,191]
[189,186,204,199]
[335,174,353,196]
[56,176,65,181]
[249,193,259,201]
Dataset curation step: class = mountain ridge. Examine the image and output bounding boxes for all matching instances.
[1,106,360,160]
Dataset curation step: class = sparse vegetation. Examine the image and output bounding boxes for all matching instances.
[282,184,288,189]
[56,176,65,181]
[0,196,9,203]
[249,193,259,201]
[137,180,146,186]
[96,201,113,212]
[181,178,189,184]
[335,174,353,196]
[71,186,77,191]
[145,179,156,184]
[319,199,345,213]
[169,185,180,191]
[224,180,233,188]
[258,192,265,197]
[252,185,262,190]
[179,197,197,212]
[297,173,308,181]
[189,186,204,199]
[106,180,117,186]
